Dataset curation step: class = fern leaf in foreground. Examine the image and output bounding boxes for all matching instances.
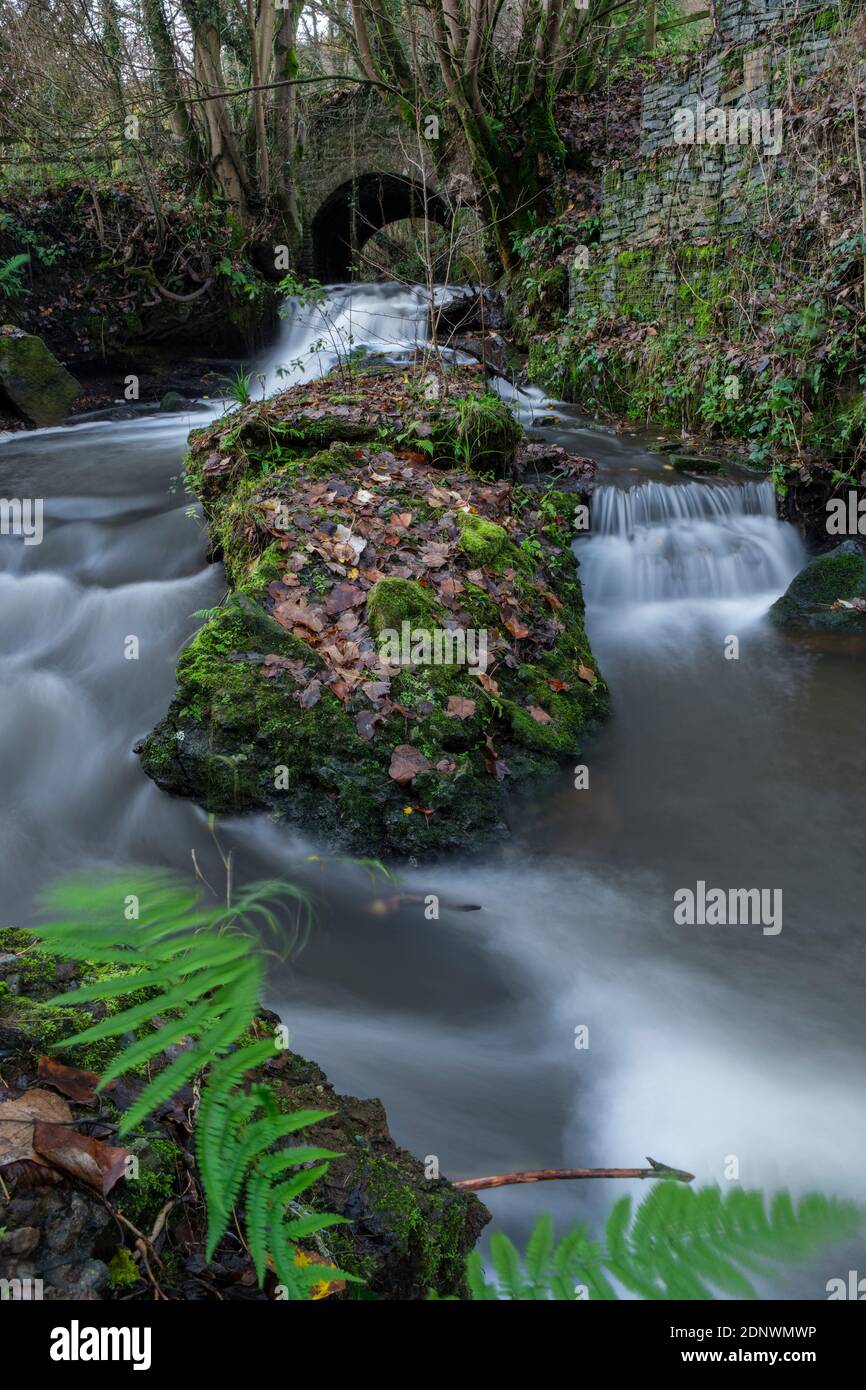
[29,870,356,1300]
[473,1184,864,1300]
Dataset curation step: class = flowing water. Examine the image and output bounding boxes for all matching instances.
[2,283,864,1297]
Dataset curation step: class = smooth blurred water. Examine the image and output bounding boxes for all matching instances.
[1,283,864,1298]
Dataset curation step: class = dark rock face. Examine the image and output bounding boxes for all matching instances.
[768,540,866,633]
[0,326,80,426]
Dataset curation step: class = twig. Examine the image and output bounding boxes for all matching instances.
[451,1156,695,1192]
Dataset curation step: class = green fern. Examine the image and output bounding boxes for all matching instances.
[29,870,356,1299]
[467,1184,865,1300]
[0,252,30,300]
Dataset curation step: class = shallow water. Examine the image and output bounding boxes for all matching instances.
[2,284,864,1298]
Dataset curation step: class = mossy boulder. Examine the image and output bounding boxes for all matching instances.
[139,366,608,858]
[768,541,866,633]
[0,326,80,425]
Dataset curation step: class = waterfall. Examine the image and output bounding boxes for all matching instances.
[578,480,806,607]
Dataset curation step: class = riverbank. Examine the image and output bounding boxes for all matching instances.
[0,924,487,1300]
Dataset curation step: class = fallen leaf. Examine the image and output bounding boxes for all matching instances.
[0,1090,71,1169]
[32,1123,128,1196]
[355,709,380,741]
[388,744,431,785]
[298,679,322,709]
[36,1056,102,1104]
[445,696,476,719]
[325,583,365,614]
[502,610,530,639]
[527,705,552,724]
[547,678,570,692]
[273,597,324,634]
[577,663,598,685]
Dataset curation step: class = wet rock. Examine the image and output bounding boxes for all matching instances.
[431,289,505,338]
[159,390,189,411]
[139,368,608,858]
[768,540,866,633]
[516,440,597,487]
[0,325,80,426]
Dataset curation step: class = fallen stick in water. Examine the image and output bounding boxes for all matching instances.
[451,1156,695,1192]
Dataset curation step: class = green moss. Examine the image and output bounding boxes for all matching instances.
[456,512,508,564]
[116,1137,180,1229]
[366,577,444,639]
[108,1246,141,1289]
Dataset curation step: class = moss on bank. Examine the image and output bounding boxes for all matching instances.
[139,366,607,857]
[0,931,488,1301]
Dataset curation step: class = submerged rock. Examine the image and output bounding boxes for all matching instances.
[0,325,80,426]
[768,540,866,633]
[139,366,607,857]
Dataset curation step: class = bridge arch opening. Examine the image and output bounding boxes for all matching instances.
[311,173,451,282]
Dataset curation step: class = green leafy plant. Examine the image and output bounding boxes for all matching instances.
[466,1183,864,1300]
[29,871,355,1300]
[0,253,30,301]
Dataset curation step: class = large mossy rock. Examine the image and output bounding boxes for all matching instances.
[0,929,487,1301]
[0,325,80,425]
[139,367,607,857]
[768,541,866,634]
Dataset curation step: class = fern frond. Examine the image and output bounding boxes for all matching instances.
[30,870,351,1301]
[472,1185,865,1300]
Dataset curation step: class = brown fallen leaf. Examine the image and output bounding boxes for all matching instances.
[36,1055,102,1104]
[502,610,530,640]
[577,663,598,685]
[388,744,431,786]
[0,1089,72,1169]
[32,1123,128,1196]
[445,695,476,719]
[298,679,322,709]
[473,670,500,695]
[355,709,380,741]
[325,582,365,615]
[527,705,552,724]
[547,678,570,692]
[273,596,324,634]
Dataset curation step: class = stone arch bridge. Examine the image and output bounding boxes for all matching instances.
[294,92,454,281]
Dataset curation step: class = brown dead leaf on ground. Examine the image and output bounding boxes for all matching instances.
[527,705,552,724]
[272,595,324,634]
[0,1089,71,1169]
[577,663,598,684]
[36,1055,102,1104]
[32,1124,128,1196]
[388,744,431,785]
[502,610,530,639]
[325,582,365,615]
[445,696,476,719]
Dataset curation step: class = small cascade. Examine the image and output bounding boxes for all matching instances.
[578,480,806,606]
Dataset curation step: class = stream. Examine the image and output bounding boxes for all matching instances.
[2,283,864,1298]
